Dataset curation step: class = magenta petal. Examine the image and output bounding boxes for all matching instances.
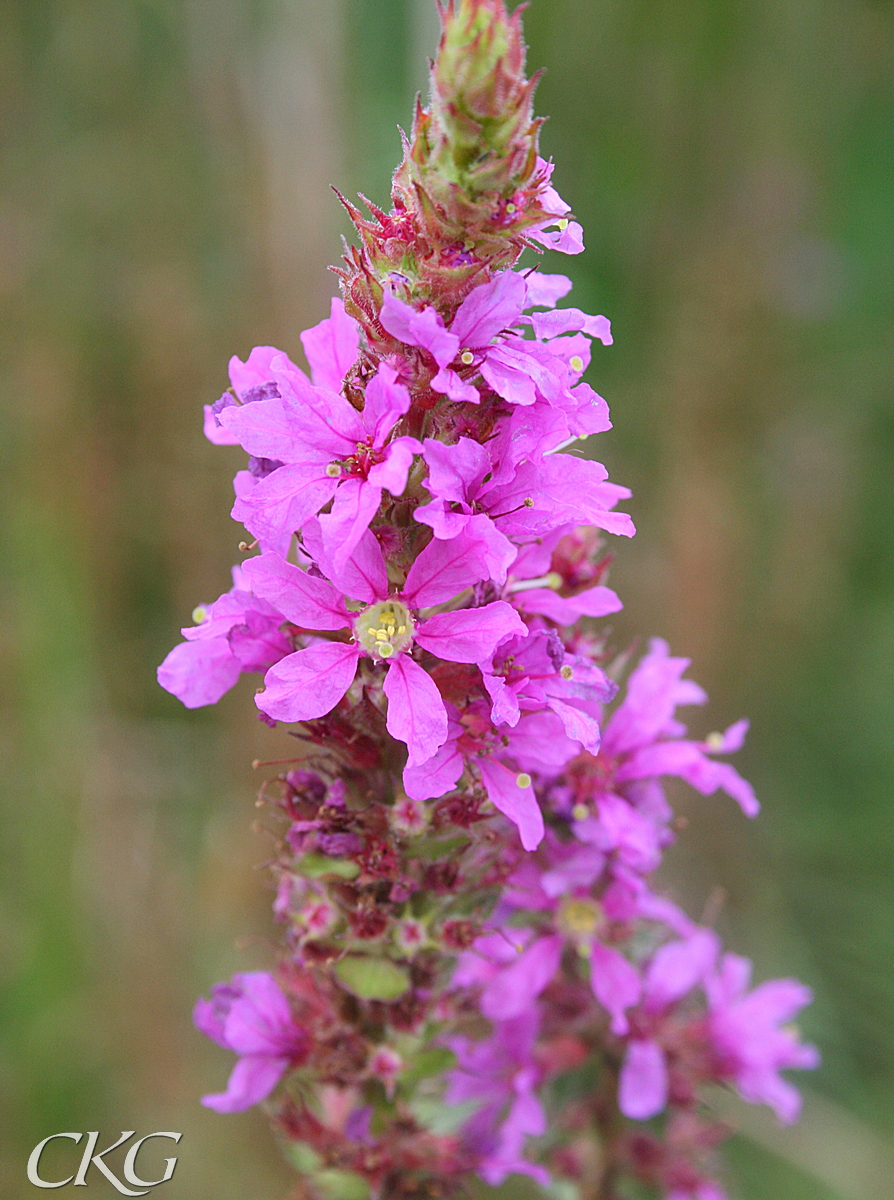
[530,307,613,345]
[318,478,383,571]
[203,403,240,445]
[157,639,241,708]
[403,736,464,801]
[299,298,360,393]
[545,695,601,752]
[422,436,489,502]
[480,934,562,1020]
[361,362,412,441]
[193,996,229,1048]
[256,642,360,723]
[383,655,448,767]
[379,293,459,368]
[477,759,544,851]
[228,346,288,396]
[231,467,338,545]
[645,930,720,1009]
[619,1040,668,1120]
[525,273,573,308]
[201,1054,289,1114]
[223,972,297,1056]
[590,942,642,1035]
[450,272,527,348]
[302,521,388,605]
[366,438,419,497]
[415,602,525,664]
[241,553,349,630]
[430,367,481,403]
[402,528,492,608]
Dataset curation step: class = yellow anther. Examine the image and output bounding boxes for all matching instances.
[557,218,569,230]
[523,497,535,507]
[572,803,589,822]
[705,732,725,751]
[559,897,603,938]
[570,355,584,372]
[353,600,415,661]
[516,773,532,789]
[561,665,574,680]
[460,350,475,366]
[325,463,342,478]
[192,605,208,624]
[506,202,517,214]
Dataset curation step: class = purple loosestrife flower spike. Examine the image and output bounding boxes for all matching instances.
[161,3,818,1197]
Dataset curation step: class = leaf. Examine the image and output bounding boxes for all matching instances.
[298,853,360,880]
[400,1045,456,1087]
[334,956,410,1001]
[314,1169,371,1200]
[283,1143,323,1174]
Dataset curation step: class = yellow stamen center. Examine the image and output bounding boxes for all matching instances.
[354,601,415,662]
[558,897,603,939]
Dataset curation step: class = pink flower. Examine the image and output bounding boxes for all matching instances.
[402,699,583,850]
[600,639,760,818]
[220,359,421,568]
[193,972,308,1113]
[243,531,525,767]
[706,954,819,1123]
[415,433,634,558]
[203,345,291,446]
[157,566,292,708]
[446,1010,550,1188]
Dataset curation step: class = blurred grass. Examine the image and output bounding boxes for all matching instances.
[1,0,892,1197]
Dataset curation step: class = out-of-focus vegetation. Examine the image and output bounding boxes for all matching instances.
[1,1,892,1197]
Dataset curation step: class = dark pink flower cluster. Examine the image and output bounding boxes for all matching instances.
[160,4,818,1197]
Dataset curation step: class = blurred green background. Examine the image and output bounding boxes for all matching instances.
[1,1,892,1197]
